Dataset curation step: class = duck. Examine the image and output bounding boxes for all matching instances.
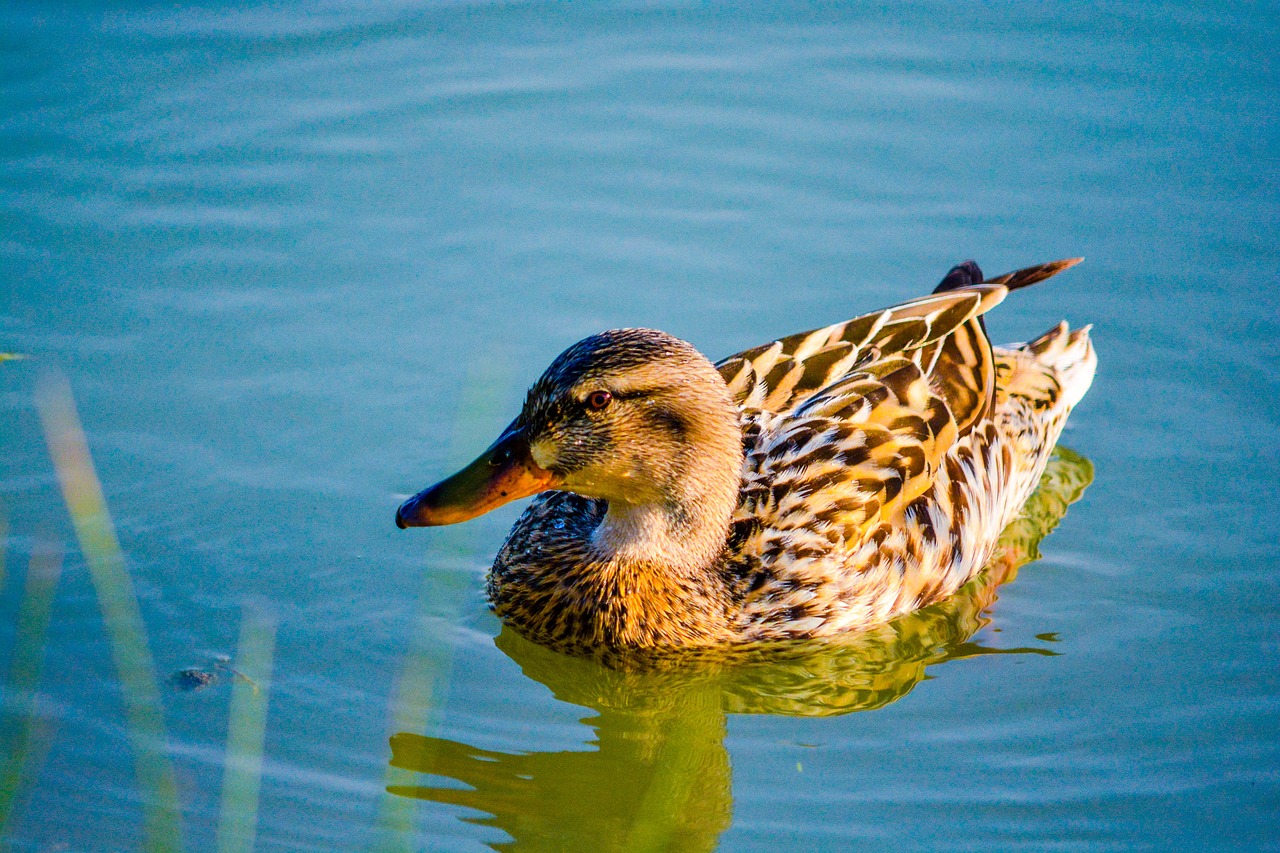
[396,258,1096,655]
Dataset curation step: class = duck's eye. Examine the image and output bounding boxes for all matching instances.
[585,390,613,411]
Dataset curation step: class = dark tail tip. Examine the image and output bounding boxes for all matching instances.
[933,260,985,294]
[984,257,1084,291]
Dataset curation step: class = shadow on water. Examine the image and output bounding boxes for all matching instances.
[387,447,1094,852]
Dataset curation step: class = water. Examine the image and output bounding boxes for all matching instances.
[1,2,1277,850]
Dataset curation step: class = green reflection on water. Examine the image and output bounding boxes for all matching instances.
[387,446,1093,852]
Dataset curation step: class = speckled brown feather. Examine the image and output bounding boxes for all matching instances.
[487,260,1096,653]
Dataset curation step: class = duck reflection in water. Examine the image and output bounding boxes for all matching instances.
[388,448,1092,852]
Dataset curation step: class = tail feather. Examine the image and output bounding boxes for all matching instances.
[1017,321,1097,410]
[985,257,1084,291]
[927,257,1090,429]
[933,257,1083,296]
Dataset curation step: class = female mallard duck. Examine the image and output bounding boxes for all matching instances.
[397,258,1096,654]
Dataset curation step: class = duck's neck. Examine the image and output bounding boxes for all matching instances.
[590,436,742,578]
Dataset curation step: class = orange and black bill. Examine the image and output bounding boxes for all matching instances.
[395,424,559,528]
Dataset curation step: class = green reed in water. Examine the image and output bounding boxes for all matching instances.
[0,540,62,845]
[376,353,516,851]
[215,605,277,853]
[23,371,280,853]
[35,371,185,853]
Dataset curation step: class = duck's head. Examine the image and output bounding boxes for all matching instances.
[396,329,743,532]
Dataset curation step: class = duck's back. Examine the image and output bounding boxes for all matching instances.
[717,262,1096,642]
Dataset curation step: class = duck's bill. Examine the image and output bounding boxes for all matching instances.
[395,426,559,528]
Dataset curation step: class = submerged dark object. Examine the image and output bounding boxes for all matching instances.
[169,667,219,692]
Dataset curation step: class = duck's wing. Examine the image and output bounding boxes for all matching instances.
[731,259,1084,578]
[715,286,1005,416]
[731,343,991,634]
[737,351,964,557]
[715,258,1082,431]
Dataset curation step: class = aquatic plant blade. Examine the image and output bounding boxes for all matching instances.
[376,355,514,850]
[35,371,184,853]
[0,544,62,837]
[215,605,277,853]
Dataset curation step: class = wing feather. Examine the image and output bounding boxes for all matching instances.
[728,258,1087,637]
[733,282,1020,568]
[716,285,1007,414]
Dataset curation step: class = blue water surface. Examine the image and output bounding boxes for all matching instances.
[1,2,1277,851]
